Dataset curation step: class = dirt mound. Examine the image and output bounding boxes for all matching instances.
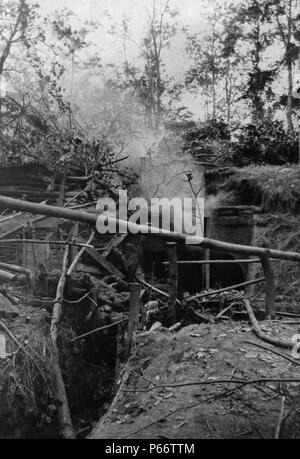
[206,165,300,214]
[90,321,300,439]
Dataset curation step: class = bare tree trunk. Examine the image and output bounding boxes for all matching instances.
[50,245,76,439]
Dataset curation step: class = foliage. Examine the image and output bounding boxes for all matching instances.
[182,119,232,166]
[231,119,298,166]
[185,0,246,124]
[223,0,277,121]
[108,0,186,129]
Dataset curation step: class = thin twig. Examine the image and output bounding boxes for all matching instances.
[0,239,94,249]
[121,381,259,439]
[0,320,46,382]
[244,340,300,367]
[70,319,128,343]
[121,377,300,394]
[216,301,242,320]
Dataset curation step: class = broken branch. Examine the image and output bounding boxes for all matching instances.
[50,245,76,439]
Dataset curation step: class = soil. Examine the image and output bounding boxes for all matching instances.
[90,320,300,439]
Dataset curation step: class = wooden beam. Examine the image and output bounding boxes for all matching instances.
[260,257,276,319]
[85,247,125,280]
[188,277,266,302]
[163,259,262,265]
[167,243,178,324]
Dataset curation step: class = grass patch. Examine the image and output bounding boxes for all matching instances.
[206,165,300,214]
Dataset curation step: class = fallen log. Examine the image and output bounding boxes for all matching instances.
[0,269,27,284]
[1,195,300,262]
[0,262,30,276]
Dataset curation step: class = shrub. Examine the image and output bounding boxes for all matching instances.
[231,120,298,166]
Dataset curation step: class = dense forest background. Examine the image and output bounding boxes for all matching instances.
[1,0,300,171]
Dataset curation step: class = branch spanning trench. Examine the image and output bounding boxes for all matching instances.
[1,196,300,262]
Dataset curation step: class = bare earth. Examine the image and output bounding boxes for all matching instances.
[90,321,300,439]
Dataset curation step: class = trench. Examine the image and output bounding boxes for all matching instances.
[59,162,256,439]
[0,156,257,439]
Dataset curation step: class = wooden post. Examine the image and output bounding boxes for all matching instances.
[22,227,26,268]
[260,256,276,319]
[58,174,66,207]
[126,283,141,358]
[70,223,79,268]
[204,217,211,290]
[167,242,178,324]
[126,235,145,282]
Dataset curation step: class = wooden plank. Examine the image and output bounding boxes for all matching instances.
[76,263,104,276]
[188,277,266,302]
[85,247,125,279]
[163,259,262,265]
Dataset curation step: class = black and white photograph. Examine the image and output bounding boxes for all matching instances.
[0,0,300,443]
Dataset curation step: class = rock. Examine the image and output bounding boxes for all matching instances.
[149,322,162,332]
